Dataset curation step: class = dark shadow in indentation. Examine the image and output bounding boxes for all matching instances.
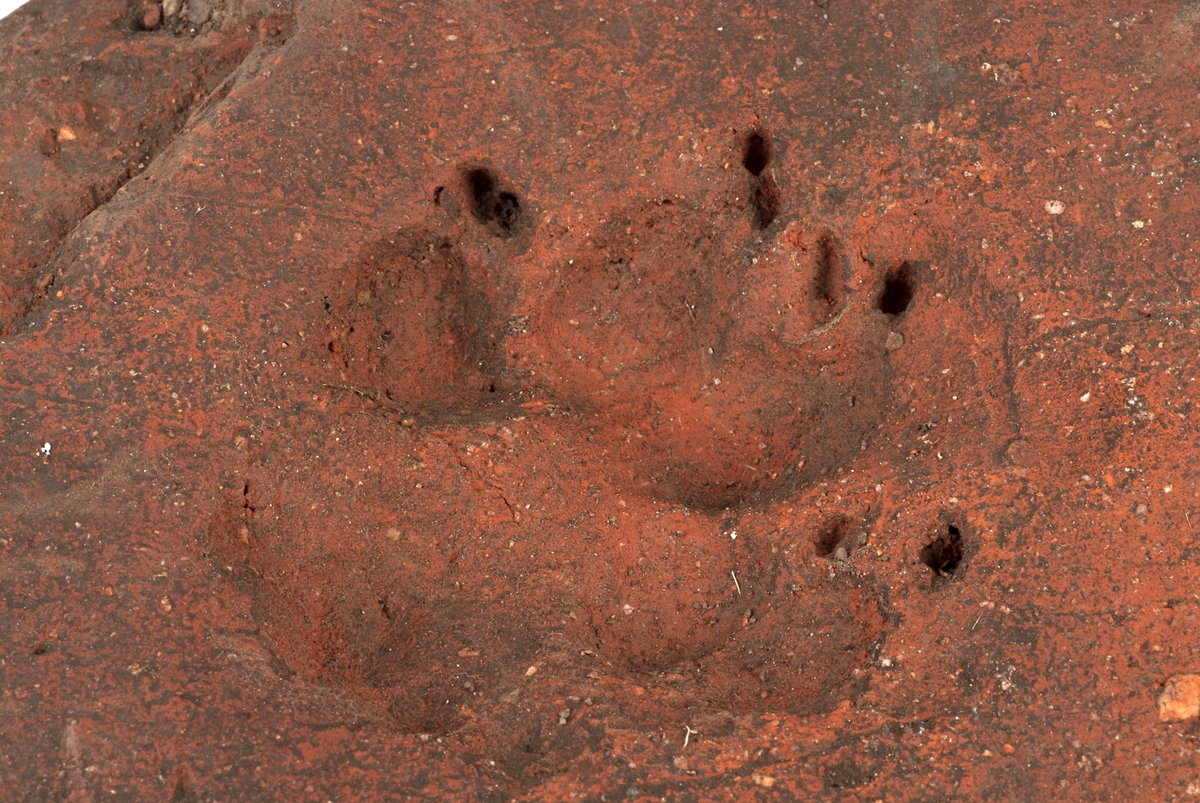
[743,131,774,176]
[813,232,842,310]
[920,522,963,579]
[494,191,521,232]
[814,515,850,557]
[877,261,915,316]
[464,168,522,236]
[125,0,160,31]
[743,130,781,230]
[466,169,495,217]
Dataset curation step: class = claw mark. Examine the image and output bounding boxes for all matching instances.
[876,261,915,315]
[743,129,781,229]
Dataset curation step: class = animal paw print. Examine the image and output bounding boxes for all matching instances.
[518,129,903,509]
[225,130,920,737]
[313,132,914,510]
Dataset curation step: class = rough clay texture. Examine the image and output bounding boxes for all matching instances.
[2,0,1200,800]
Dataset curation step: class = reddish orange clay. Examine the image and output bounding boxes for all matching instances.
[2,0,1199,799]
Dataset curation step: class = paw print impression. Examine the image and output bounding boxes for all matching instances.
[317,167,528,421]
[213,145,923,746]
[525,129,908,510]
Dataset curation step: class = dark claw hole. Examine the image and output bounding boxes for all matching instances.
[742,131,774,176]
[877,261,915,315]
[814,515,850,557]
[920,523,963,577]
[125,0,160,31]
[743,130,781,229]
[467,169,496,214]
[464,168,522,236]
